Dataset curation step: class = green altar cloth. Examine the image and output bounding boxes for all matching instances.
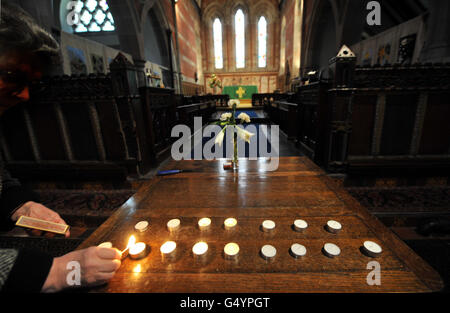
[223,85,258,99]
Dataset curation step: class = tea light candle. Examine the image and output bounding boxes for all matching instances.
[160,241,177,256]
[323,243,341,258]
[362,241,382,257]
[262,220,276,232]
[98,242,113,248]
[224,218,237,230]
[198,218,211,230]
[129,242,147,260]
[293,219,308,232]
[192,241,208,256]
[135,221,149,232]
[261,244,277,260]
[224,242,239,259]
[326,220,342,234]
[290,243,307,258]
[167,219,180,232]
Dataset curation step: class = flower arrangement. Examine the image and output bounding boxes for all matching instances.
[214,99,255,167]
[208,74,222,93]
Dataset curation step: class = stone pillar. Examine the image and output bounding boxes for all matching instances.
[420,0,450,63]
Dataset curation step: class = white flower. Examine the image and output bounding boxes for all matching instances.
[220,112,232,121]
[236,126,255,143]
[237,112,251,123]
[214,127,226,147]
[228,99,240,107]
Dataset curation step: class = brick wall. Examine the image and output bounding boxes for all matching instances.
[176,0,203,86]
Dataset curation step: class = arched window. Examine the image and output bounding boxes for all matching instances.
[258,16,267,68]
[213,18,223,69]
[71,0,116,33]
[235,9,245,68]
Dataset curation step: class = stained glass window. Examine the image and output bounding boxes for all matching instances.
[213,18,223,69]
[258,16,267,68]
[72,0,116,33]
[235,9,245,68]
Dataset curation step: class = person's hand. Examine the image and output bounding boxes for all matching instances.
[11,201,70,238]
[41,246,122,292]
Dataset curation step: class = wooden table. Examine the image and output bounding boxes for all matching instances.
[78,157,444,292]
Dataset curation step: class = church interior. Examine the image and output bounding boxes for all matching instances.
[0,0,449,294]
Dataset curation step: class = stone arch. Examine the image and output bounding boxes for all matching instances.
[142,0,180,89]
[229,2,251,70]
[202,3,228,72]
[252,0,278,24]
[252,0,279,70]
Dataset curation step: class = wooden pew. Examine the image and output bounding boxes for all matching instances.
[177,101,216,131]
[345,63,450,175]
[0,54,219,182]
[0,73,138,181]
[252,93,287,107]
[292,58,450,175]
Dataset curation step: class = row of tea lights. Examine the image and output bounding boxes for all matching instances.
[98,218,383,260]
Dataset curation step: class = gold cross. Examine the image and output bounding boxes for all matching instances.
[236,86,246,98]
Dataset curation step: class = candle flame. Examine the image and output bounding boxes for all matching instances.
[127,235,136,249]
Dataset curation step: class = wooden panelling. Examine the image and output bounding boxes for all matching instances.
[26,101,67,161]
[0,104,34,161]
[61,101,99,161]
[419,93,450,155]
[380,94,418,156]
[349,95,377,156]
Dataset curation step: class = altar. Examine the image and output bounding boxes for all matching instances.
[222,85,258,107]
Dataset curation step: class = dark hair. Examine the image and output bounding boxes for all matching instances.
[0,1,60,66]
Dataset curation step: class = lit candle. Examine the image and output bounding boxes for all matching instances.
[129,242,147,260]
[167,219,181,232]
[124,235,147,260]
[224,218,237,230]
[198,218,211,230]
[160,241,177,256]
[224,242,239,259]
[192,241,208,256]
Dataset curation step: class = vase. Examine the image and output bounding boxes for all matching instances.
[232,131,238,169]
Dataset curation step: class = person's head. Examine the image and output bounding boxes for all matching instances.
[0,1,59,114]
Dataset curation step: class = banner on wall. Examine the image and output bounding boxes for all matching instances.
[223,85,258,100]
